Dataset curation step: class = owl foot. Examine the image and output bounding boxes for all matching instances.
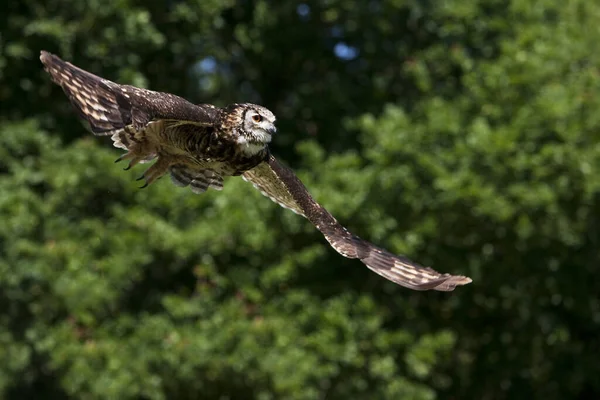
[136,155,177,189]
[115,148,157,171]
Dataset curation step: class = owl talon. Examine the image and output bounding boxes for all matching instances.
[139,182,149,189]
[136,175,145,181]
[114,153,130,164]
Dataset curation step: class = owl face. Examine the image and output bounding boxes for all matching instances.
[242,106,276,143]
[233,104,277,155]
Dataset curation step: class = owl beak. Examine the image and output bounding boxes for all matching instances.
[266,126,277,135]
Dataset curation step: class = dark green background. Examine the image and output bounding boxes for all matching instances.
[1,0,599,398]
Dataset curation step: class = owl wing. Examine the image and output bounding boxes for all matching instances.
[40,51,219,142]
[243,154,472,291]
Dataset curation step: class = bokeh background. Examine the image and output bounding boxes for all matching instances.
[1,0,600,398]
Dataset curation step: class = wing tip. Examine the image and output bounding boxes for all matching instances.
[40,50,62,69]
[39,50,52,62]
[40,50,74,86]
[422,274,472,292]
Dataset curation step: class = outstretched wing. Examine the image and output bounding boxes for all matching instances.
[40,51,219,139]
[243,154,472,291]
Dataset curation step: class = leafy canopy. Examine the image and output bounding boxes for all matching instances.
[1,0,599,398]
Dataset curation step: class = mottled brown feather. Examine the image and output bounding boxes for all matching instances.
[40,51,219,135]
[40,51,267,191]
[243,154,472,291]
[41,51,471,291]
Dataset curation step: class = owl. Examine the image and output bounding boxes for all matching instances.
[41,51,472,291]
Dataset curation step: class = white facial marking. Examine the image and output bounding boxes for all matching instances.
[236,135,267,156]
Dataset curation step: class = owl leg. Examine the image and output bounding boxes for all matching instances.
[136,154,177,189]
[115,146,157,171]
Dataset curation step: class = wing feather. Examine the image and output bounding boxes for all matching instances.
[242,162,305,216]
[40,51,219,139]
[242,154,472,291]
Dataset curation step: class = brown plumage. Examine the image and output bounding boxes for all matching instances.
[41,51,472,291]
[243,155,472,291]
[40,51,271,192]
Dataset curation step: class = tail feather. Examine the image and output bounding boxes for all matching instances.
[169,165,224,193]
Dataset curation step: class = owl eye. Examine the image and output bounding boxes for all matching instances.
[252,114,262,123]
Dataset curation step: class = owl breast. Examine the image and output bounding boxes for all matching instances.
[158,121,267,176]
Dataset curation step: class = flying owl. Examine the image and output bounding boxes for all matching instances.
[40,51,472,291]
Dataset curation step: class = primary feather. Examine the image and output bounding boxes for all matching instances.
[243,155,472,291]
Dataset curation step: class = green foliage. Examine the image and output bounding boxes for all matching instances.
[1,0,600,398]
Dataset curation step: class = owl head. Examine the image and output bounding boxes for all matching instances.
[229,103,277,155]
